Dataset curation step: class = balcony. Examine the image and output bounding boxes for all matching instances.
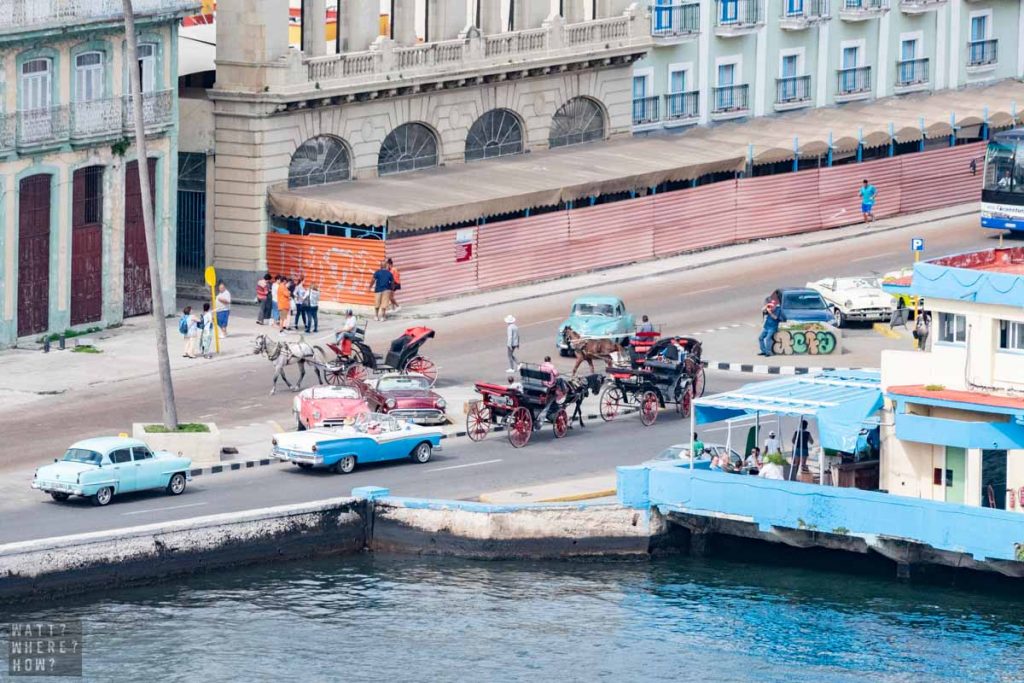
[711,84,750,120]
[663,91,699,127]
[70,97,122,143]
[838,0,889,21]
[775,75,812,111]
[15,106,70,149]
[894,57,929,93]
[898,0,945,13]
[779,0,830,29]
[122,89,175,133]
[714,0,765,37]
[650,2,700,44]
[0,0,200,36]
[967,39,998,73]
[835,65,871,102]
[632,95,660,128]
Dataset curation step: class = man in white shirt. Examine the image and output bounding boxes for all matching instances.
[763,430,781,455]
[336,310,358,344]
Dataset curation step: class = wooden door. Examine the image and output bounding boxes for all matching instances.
[123,158,156,318]
[17,174,51,337]
[71,166,104,325]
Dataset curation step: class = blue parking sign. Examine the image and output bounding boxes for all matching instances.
[910,237,925,252]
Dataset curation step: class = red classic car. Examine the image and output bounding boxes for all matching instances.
[370,373,448,425]
[292,383,377,430]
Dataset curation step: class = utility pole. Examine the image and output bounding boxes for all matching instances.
[123,0,179,429]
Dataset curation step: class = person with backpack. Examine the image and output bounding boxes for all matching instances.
[179,306,199,359]
[199,302,214,358]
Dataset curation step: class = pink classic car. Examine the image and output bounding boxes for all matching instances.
[292,383,377,430]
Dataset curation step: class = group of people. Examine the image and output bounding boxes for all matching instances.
[179,282,232,359]
[702,420,816,482]
[370,258,402,322]
[256,274,321,334]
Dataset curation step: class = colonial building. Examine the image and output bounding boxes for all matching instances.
[0,0,196,347]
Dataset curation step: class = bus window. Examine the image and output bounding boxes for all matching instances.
[984,142,1016,192]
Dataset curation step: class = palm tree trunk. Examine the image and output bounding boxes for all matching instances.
[122,0,178,430]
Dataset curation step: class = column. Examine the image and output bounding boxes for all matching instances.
[948,0,961,89]
[392,0,418,45]
[478,0,503,33]
[753,24,768,116]
[345,0,381,52]
[514,0,549,30]
[428,0,469,42]
[815,21,830,107]
[876,9,890,98]
[302,0,327,57]
[563,0,585,23]
[935,3,948,90]
[1018,0,1024,78]
[697,0,711,124]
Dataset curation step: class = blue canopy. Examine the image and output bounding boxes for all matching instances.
[694,370,882,452]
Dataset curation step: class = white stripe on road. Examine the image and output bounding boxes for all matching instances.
[851,251,897,262]
[687,285,730,296]
[427,459,502,473]
[122,502,208,516]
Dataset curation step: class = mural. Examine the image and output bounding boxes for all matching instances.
[266,233,384,307]
[772,328,838,356]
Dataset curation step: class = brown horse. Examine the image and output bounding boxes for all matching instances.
[563,327,625,375]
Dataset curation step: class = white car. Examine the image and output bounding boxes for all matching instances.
[805,276,896,328]
[644,442,742,468]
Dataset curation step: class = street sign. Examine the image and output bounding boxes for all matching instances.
[204,266,220,354]
[910,237,925,252]
[204,265,217,287]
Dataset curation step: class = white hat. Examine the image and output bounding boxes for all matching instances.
[504,315,516,324]
[769,431,776,436]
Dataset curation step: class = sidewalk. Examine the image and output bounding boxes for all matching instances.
[478,473,618,504]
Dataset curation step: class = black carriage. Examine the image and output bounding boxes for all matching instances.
[466,364,574,448]
[325,321,437,384]
[599,356,693,426]
[631,335,706,397]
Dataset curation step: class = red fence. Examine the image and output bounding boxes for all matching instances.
[376,142,983,305]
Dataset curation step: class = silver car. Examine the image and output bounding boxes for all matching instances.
[645,442,743,468]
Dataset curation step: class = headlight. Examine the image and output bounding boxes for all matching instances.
[386,398,397,409]
[844,300,853,308]
[311,445,317,452]
[436,398,446,409]
[272,438,278,446]
[312,410,321,419]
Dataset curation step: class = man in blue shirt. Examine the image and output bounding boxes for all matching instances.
[859,179,877,223]
[369,261,395,322]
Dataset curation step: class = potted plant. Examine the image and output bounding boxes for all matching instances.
[760,452,788,480]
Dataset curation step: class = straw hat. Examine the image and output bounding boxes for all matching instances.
[504,315,516,324]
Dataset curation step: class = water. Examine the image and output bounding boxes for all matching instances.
[3,555,1023,682]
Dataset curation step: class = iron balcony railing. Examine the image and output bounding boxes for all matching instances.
[895,57,929,86]
[967,39,998,67]
[650,2,700,36]
[780,0,830,19]
[776,75,812,103]
[16,105,70,147]
[664,91,699,120]
[0,0,200,32]
[632,95,660,125]
[712,84,750,113]
[0,114,15,151]
[71,97,122,140]
[715,0,763,27]
[836,65,871,94]
[842,0,889,9]
[122,89,174,131]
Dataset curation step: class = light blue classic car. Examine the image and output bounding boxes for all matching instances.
[32,436,192,506]
[272,413,444,474]
[557,295,635,355]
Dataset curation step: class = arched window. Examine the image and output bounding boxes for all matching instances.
[74,51,105,102]
[288,135,351,188]
[548,97,605,149]
[20,58,52,111]
[465,109,524,162]
[378,123,439,176]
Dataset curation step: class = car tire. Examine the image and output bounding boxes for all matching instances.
[558,347,571,357]
[49,492,69,502]
[166,472,187,496]
[412,442,432,464]
[334,455,357,474]
[92,487,113,506]
[832,307,846,328]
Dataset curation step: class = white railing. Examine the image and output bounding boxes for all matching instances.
[484,28,548,58]
[395,39,468,70]
[564,15,631,45]
[16,106,70,147]
[122,89,175,131]
[71,97,122,139]
[0,0,199,31]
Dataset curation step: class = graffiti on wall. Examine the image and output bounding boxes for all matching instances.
[772,329,838,356]
[266,233,384,307]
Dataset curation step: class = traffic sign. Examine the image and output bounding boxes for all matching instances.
[910,237,925,252]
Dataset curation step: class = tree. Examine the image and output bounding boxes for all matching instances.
[123,0,179,429]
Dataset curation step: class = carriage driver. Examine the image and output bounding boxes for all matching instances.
[335,309,358,344]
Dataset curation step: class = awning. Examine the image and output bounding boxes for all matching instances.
[694,370,883,453]
[179,24,217,76]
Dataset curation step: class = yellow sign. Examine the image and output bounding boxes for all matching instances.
[205,266,220,354]
[204,266,216,288]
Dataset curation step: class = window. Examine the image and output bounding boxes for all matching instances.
[786,0,803,15]
[716,63,736,110]
[549,98,605,149]
[75,51,104,102]
[288,136,351,188]
[377,123,438,176]
[720,0,738,23]
[653,0,673,31]
[970,15,987,42]
[937,313,966,344]
[137,43,156,93]
[999,320,1024,351]
[20,58,52,111]
[110,449,132,464]
[669,68,687,94]
[465,109,523,162]
[132,447,153,461]
[632,74,653,124]
[73,166,104,227]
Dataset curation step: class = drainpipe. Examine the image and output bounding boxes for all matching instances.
[792,137,799,173]
[826,131,833,167]
[949,112,956,147]
[887,122,895,157]
[981,106,989,141]
[856,127,863,162]
[919,117,925,152]
[746,143,754,177]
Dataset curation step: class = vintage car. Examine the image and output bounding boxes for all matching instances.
[32,436,192,506]
[369,373,448,425]
[806,276,897,327]
[770,288,832,325]
[557,294,635,355]
[644,442,742,468]
[293,382,376,430]
[272,413,444,474]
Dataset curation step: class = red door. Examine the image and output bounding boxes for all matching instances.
[123,159,156,318]
[71,166,104,326]
[17,174,51,337]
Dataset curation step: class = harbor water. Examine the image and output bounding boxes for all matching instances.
[3,554,1023,682]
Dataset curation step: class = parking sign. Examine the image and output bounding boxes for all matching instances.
[910,237,925,252]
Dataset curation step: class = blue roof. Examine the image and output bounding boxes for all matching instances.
[694,370,882,452]
[570,294,624,305]
[69,436,146,453]
[902,249,1024,307]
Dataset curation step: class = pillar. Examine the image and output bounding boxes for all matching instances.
[563,0,585,23]
[513,0,549,30]
[215,0,290,90]
[344,0,380,52]
[302,0,327,57]
[478,0,503,33]
[392,0,418,45]
[428,0,468,42]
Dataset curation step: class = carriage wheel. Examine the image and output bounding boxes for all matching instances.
[552,408,569,439]
[345,363,368,382]
[640,390,659,426]
[676,386,692,418]
[325,368,346,386]
[406,356,437,384]
[507,407,533,448]
[599,385,624,422]
[466,403,492,442]
[693,365,706,398]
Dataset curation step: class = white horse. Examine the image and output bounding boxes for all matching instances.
[253,334,326,395]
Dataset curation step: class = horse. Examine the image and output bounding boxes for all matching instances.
[559,373,604,429]
[253,334,326,395]
[562,327,626,376]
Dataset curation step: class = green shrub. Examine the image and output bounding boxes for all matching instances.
[143,423,210,433]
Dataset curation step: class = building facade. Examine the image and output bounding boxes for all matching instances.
[631,0,1024,131]
[0,0,196,347]
[881,247,1024,512]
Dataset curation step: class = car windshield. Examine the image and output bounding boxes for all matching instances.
[572,303,616,317]
[62,448,102,465]
[377,376,431,392]
[322,387,360,399]
[783,292,828,310]
[837,277,881,290]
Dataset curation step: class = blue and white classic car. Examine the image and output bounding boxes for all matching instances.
[272,413,443,474]
[557,294,635,355]
[32,436,192,506]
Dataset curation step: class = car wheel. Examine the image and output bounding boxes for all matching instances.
[832,307,846,328]
[558,347,571,357]
[166,472,187,496]
[92,487,113,506]
[412,442,432,464]
[334,455,357,474]
[49,492,69,502]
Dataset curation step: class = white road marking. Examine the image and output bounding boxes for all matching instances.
[427,458,502,473]
[122,502,208,516]
[851,251,897,263]
[687,285,730,296]
[198,413,215,419]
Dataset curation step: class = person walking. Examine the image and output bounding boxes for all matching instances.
[199,302,214,358]
[913,312,931,351]
[306,284,320,333]
[216,282,232,339]
[270,275,281,324]
[386,258,402,312]
[369,261,394,322]
[294,278,308,332]
[505,315,519,372]
[287,278,299,330]
[758,297,780,357]
[859,179,877,223]
[791,419,814,477]
[277,277,292,332]
[180,306,199,359]
[255,273,270,325]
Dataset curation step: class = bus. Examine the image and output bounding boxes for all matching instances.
[981,128,1024,232]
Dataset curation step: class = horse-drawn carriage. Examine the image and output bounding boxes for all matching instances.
[324,321,437,385]
[631,335,706,397]
[599,355,694,426]
[466,364,598,448]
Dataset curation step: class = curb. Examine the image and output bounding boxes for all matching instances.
[189,458,281,477]
[705,360,879,376]
[537,488,618,503]
[872,322,906,340]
